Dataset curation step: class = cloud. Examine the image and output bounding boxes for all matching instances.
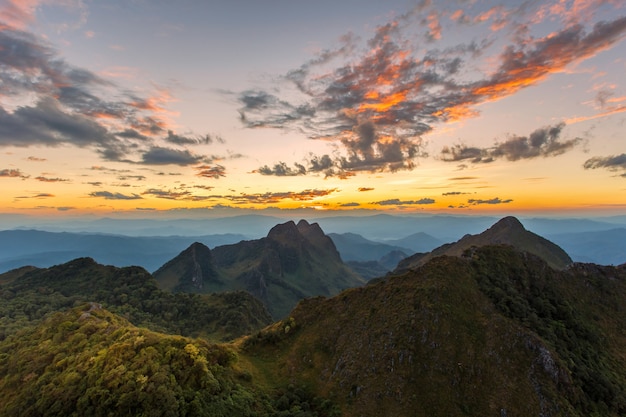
[26,156,46,161]
[0,24,221,167]
[142,188,191,200]
[373,198,435,206]
[358,187,374,192]
[117,175,146,181]
[442,191,470,196]
[237,4,626,176]
[164,130,224,146]
[256,162,306,176]
[340,202,360,207]
[468,197,513,205]
[89,191,143,200]
[0,168,28,178]
[35,176,69,182]
[195,164,226,179]
[224,189,338,205]
[16,192,55,199]
[583,154,626,176]
[140,146,206,166]
[441,123,582,163]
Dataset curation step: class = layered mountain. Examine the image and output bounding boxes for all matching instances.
[396,216,572,272]
[0,229,246,274]
[0,258,271,341]
[154,220,365,319]
[241,245,626,416]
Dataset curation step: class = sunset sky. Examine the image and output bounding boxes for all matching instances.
[1,0,625,219]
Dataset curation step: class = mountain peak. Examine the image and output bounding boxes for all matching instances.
[489,216,525,232]
[396,216,572,272]
[297,219,325,239]
[267,220,299,242]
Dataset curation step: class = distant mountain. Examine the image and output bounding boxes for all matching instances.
[0,257,271,341]
[547,228,626,265]
[327,232,412,261]
[242,245,626,416]
[154,220,365,319]
[378,231,443,253]
[0,229,247,273]
[396,216,572,272]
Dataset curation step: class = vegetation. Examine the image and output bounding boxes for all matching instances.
[0,257,271,341]
[0,304,339,417]
[239,245,626,417]
[1,218,625,417]
[467,245,626,415]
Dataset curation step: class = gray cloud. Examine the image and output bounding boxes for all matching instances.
[441,123,582,163]
[140,146,206,166]
[89,191,143,200]
[0,25,222,167]
[195,164,226,179]
[257,162,306,176]
[0,168,29,178]
[468,197,513,205]
[373,198,435,206]
[165,130,224,146]
[583,154,626,176]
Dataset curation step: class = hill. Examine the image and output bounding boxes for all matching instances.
[396,216,572,272]
[0,258,271,341]
[154,220,365,319]
[240,245,626,416]
[0,304,339,417]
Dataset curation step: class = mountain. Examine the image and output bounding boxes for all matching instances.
[547,228,626,265]
[0,304,339,417]
[396,216,572,272]
[241,245,626,416]
[0,229,247,273]
[0,258,271,341]
[154,220,365,319]
[327,232,412,262]
[378,231,444,253]
[2,217,626,416]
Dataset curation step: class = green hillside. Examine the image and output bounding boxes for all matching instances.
[240,245,626,416]
[0,304,339,417]
[0,258,271,341]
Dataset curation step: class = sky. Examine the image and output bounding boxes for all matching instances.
[1,0,625,220]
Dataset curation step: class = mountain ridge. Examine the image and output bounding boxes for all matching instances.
[154,220,365,318]
[396,216,572,272]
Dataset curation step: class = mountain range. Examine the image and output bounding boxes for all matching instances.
[2,214,626,275]
[0,216,625,416]
[154,220,365,319]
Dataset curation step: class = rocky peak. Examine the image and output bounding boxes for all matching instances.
[296,219,326,240]
[267,221,301,244]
